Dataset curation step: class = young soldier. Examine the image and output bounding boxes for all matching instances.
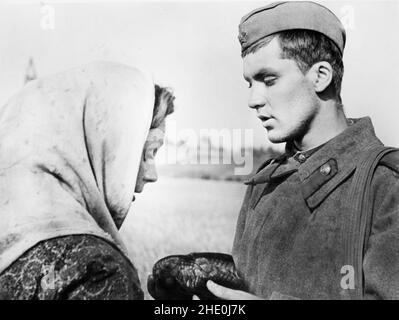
[206,1,399,300]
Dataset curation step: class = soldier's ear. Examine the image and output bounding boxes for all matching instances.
[308,61,333,93]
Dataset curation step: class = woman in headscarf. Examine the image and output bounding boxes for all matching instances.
[0,61,174,299]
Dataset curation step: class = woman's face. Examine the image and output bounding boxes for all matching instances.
[134,124,165,194]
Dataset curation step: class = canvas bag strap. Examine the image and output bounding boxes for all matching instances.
[344,146,398,299]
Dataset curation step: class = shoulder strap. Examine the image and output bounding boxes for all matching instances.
[344,146,399,299]
[361,148,399,268]
[379,150,399,174]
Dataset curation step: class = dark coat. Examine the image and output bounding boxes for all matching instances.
[232,117,399,299]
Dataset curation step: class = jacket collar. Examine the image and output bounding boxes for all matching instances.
[245,117,383,209]
[294,117,382,182]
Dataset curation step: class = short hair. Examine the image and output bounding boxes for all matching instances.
[242,30,344,102]
[151,84,175,129]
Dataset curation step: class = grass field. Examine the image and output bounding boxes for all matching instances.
[120,176,246,300]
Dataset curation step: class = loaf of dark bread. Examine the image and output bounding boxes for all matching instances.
[147,252,246,300]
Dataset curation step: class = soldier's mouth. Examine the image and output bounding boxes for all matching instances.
[257,115,271,122]
[262,118,274,129]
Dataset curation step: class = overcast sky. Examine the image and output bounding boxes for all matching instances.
[0,0,398,148]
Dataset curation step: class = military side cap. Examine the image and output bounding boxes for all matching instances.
[238,1,346,55]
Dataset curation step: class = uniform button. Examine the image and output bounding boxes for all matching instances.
[297,154,306,163]
[320,164,332,175]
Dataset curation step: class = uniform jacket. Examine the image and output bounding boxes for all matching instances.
[232,117,399,299]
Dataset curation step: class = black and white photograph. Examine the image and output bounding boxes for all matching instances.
[0,0,398,306]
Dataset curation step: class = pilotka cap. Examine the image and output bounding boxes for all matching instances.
[238,1,346,55]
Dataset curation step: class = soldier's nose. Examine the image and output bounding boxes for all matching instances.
[248,95,266,109]
[248,90,266,110]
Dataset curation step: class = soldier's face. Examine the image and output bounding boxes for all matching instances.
[134,123,165,194]
[243,37,319,144]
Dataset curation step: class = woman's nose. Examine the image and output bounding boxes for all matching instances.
[144,166,158,183]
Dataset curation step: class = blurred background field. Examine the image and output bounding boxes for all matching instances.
[120,176,247,300]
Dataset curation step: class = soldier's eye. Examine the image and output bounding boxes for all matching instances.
[264,77,277,87]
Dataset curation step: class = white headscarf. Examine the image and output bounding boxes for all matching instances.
[0,61,154,273]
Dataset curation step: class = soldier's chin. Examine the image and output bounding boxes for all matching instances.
[266,129,286,144]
